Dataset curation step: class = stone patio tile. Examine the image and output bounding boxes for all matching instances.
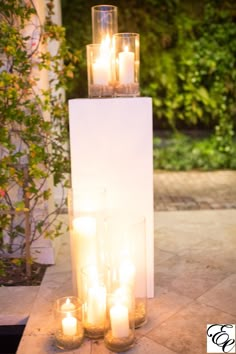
[23,271,73,336]
[127,336,178,354]
[89,335,178,354]
[90,340,112,354]
[154,171,236,211]
[155,209,236,254]
[154,212,209,254]
[136,290,192,336]
[0,286,39,325]
[146,301,236,354]
[198,273,236,316]
[155,253,230,299]
[178,230,236,274]
[46,234,72,275]
[17,334,91,354]
[154,247,176,270]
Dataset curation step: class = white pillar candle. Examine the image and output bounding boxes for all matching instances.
[62,313,77,336]
[87,286,106,325]
[118,46,134,84]
[110,304,129,338]
[93,59,110,85]
[61,298,75,311]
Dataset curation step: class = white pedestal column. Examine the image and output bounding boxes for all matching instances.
[69,97,154,297]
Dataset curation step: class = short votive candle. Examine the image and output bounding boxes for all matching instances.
[54,296,84,350]
[113,33,140,97]
[87,43,114,98]
[104,289,135,352]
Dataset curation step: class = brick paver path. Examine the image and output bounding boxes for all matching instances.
[154,170,236,211]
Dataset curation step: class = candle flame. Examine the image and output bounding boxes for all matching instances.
[124,45,129,52]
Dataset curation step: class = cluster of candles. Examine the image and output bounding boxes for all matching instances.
[54,208,147,352]
[87,5,140,97]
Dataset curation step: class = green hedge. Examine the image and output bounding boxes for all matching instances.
[62,0,236,164]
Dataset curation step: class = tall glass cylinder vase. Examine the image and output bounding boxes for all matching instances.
[92,5,118,45]
[81,265,107,339]
[104,214,147,328]
[68,188,106,298]
[113,33,140,97]
[127,217,147,328]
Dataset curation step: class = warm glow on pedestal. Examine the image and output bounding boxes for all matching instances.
[73,216,96,237]
[118,45,134,84]
[92,35,111,85]
[73,216,97,269]
[61,298,76,312]
[62,312,77,336]
[110,303,129,338]
[119,259,136,287]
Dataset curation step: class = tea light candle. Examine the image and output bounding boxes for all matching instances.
[61,298,76,312]
[118,46,134,84]
[62,313,77,336]
[110,303,129,338]
[87,286,106,325]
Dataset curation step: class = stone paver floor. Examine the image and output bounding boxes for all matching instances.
[154,170,236,211]
[17,209,236,354]
[1,170,235,353]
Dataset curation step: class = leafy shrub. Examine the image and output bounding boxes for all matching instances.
[153,133,236,170]
[0,0,77,275]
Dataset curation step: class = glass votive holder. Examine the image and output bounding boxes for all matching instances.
[81,265,107,339]
[92,5,118,45]
[87,43,114,98]
[104,288,135,352]
[128,217,147,328]
[113,33,140,97]
[68,188,106,298]
[54,296,84,350]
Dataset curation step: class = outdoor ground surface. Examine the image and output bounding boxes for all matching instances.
[1,170,235,287]
[154,170,236,211]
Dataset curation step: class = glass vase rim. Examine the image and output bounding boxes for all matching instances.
[113,32,140,38]
[86,43,104,49]
[92,4,118,12]
[54,296,82,312]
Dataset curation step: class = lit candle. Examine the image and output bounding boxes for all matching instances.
[119,259,136,287]
[110,303,129,338]
[118,46,134,84]
[87,286,106,325]
[93,59,110,85]
[92,36,111,85]
[61,298,76,312]
[62,312,77,336]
